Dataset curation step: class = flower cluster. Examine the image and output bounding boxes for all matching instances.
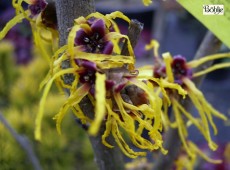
[141,40,230,163]
[34,12,187,158]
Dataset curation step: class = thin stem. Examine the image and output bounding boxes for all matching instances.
[0,112,42,170]
[121,19,144,56]
[152,31,222,170]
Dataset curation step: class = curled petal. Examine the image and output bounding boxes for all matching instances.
[188,141,222,164]
[74,16,87,25]
[55,83,91,135]
[114,80,127,93]
[81,60,97,71]
[0,11,30,40]
[162,52,174,83]
[73,51,135,69]
[29,0,47,16]
[145,39,159,57]
[102,114,114,148]
[102,41,113,54]
[88,73,106,135]
[193,62,230,78]
[111,117,146,158]
[86,12,113,29]
[91,19,106,38]
[35,68,76,140]
[106,11,130,24]
[187,52,230,68]
[105,80,115,90]
[75,29,88,45]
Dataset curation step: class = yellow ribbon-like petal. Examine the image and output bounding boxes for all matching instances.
[0,10,30,40]
[162,52,174,83]
[55,83,90,135]
[187,53,230,68]
[35,68,76,140]
[88,73,106,135]
[106,11,130,23]
[145,39,159,57]
[188,141,222,164]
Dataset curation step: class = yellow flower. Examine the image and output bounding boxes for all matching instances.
[35,12,170,158]
[175,140,223,170]
[125,157,153,170]
[143,40,229,163]
[174,152,195,170]
[142,0,153,6]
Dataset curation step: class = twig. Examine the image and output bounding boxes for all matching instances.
[152,31,222,170]
[0,112,42,170]
[121,19,144,56]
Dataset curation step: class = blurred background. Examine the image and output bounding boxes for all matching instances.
[0,0,230,169]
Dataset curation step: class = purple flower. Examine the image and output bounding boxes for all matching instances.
[75,60,139,96]
[77,60,97,85]
[153,55,193,85]
[74,19,113,54]
[28,0,47,17]
[154,65,166,79]
[171,55,193,84]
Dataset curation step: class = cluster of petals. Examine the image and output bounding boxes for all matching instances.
[34,12,187,158]
[141,40,230,163]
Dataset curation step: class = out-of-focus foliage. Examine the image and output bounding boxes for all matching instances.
[0,41,17,106]
[0,42,97,170]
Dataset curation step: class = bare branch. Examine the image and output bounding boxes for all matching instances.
[0,112,42,170]
[121,19,144,56]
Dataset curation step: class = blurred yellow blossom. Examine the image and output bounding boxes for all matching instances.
[142,0,152,6]
[125,157,153,170]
